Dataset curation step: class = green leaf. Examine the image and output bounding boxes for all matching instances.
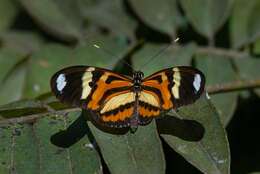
[18,0,83,41]
[132,43,196,76]
[81,0,137,39]
[0,34,129,104]
[247,1,260,45]
[0,0,18,32]
[181,0,233,38]
[234,57,260,97]
[0,49,27,105]
[230,0,260,48]
[196,54,238,126]
[129,0,179,36]
[0,31,43,55]
[0,49,25,83]
[0,100,48,119]
[0,112,101,173]
[72,36,129,69]
[24,44,72,98]
[0,100,44,111]
[88,120,165,174]
[161,94,230,174]
[0,96,77,120]
[24,36,128,99]
[0,60,27,105]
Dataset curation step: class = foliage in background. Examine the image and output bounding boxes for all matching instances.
[0,0,259,174]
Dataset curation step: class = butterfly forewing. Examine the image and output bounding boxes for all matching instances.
[50,66,133,111]
[142,66,205,110]
[170,66,205,107]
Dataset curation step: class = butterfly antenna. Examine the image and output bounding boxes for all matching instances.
[139,37,180,69]
[93,43,134,71]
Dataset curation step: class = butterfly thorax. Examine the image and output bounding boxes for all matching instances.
[131,71,144,132]
[132,71,144,92]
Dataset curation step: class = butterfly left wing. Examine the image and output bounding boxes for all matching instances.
[51,66,136,127]
[141,66,205,117]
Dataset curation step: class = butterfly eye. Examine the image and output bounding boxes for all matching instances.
[133,71,144,79]
[140,72,144,79]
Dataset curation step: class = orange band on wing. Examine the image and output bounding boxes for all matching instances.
[139,106,160,118]
[142,72,173,110]
[101,107,134,122]
[87,72,132,110]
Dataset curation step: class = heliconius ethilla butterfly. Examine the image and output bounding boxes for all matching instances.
[50,65,205,131]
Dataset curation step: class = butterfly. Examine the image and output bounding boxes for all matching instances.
[50,66,205,131]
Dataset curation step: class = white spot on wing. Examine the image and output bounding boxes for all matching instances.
[56,74,67,92]
[193,74,201,92]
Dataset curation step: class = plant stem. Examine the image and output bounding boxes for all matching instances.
[1,79,260,125]
[0,108,80,125]
[196,46,249,59]
[207,79,260,94]
[208,34,215,47]
[170,45,249,59]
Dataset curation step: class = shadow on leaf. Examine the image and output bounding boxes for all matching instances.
[51,111,204,148]
[156,115,205,141]
[50,113,89,148]
[84,110,130,135]
[51,110,129,148]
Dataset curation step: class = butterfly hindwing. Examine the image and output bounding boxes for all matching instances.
[137,91,161,125]
[98,92,135,127]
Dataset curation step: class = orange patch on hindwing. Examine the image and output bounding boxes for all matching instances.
[101,107,133,122]
[139,106,160,117]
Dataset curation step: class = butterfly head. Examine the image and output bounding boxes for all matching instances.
[133,71,144,83]
[132,71,144,92]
